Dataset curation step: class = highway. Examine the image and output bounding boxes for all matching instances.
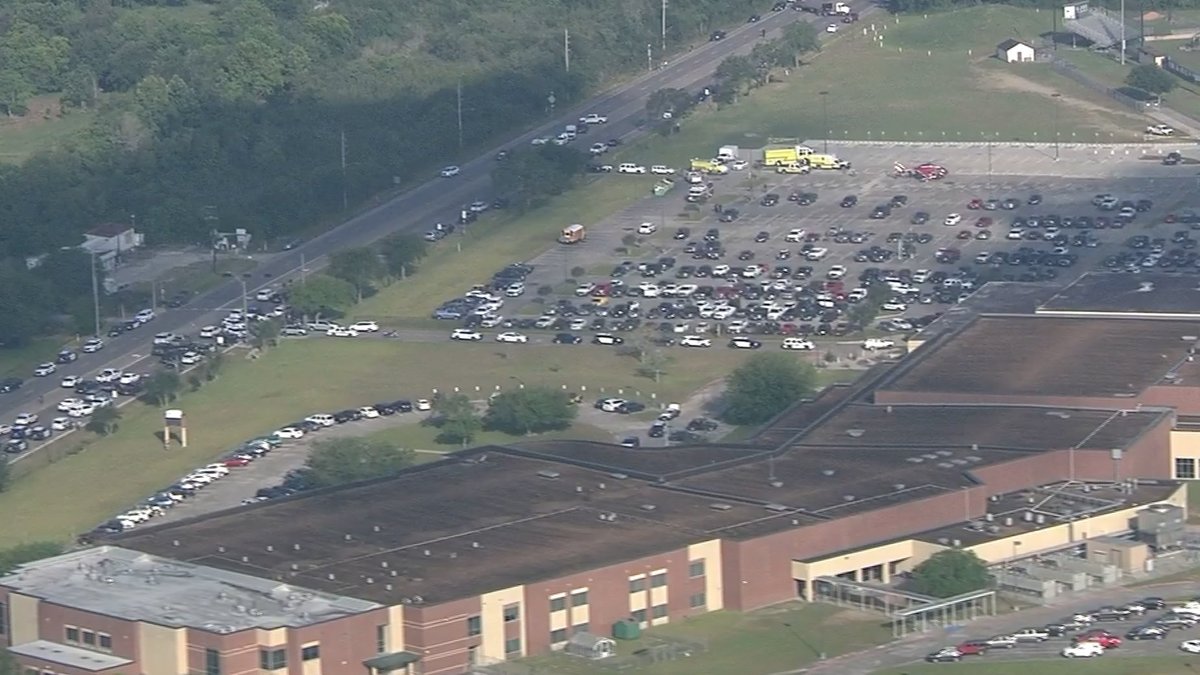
[0,1,873,450]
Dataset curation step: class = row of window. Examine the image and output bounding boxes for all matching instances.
[64,626,112,652]
[1177,457,1196,479]
[550,622,589,644]
[630,561,705,593]
[261,645,320,670]
[549,589,589,612]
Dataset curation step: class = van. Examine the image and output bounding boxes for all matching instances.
[564,124,578,139]
[687,185,710,202]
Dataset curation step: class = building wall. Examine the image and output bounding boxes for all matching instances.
[138,622,186,675]
[406,596,482,675]
[1141,386,1200,417]
[1171,429,1200,479]
[7,591,38,647]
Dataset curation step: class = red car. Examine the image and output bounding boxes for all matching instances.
[1075,631,1121,649]
[967,198,984,210]
[955,641,989,656]
[975,217,993,228]
[224,456,252,467]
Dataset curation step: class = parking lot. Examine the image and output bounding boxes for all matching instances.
[428,141,1199,356]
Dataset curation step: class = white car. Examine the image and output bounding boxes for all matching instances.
[13,413,37,427]
[530,136,550,145]
[273,427,305,440]
[153,332,177,345]
[440,165,461,178]
[580,113,608,125]
[826,265,847,280]
[468,201,489,213]
[1147,124,1175,136]
[51,417,73,431]
[95,368,122,383]
[179,352,202,365]
[358,406,380,419]
[57,398,82,412]
[637,222,658,235]
[863,338,896,350]
[943,213,962,226]
[327,327,359,338]
[650,165,675,175]
[881,301,908,312]
[1182,639,1200,654]
[782,337,816,351]
[416,399,433,411]
[81,338,104,353]
[66,403,95,418]
[0,424,10,436]
[60,375,80,388]
[785,229,806,243]
[33,362,56,377]
[589,143,608,155]
[617,163,647,174]
[451,329,483,342]
[728,337,763,350]
[118,372,142,385]
[825,23,838,32]
[255,288,275,302]
[1062,642,1105,658]
[349,321,379,332]
[199,325,219,338]
[730,159,750,170]
[679,335,712,348]
[305,413,335,427]
[495,331,529,344]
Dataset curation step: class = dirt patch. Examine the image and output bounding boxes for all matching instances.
[970,65,1141,136]
[1144,10,1163,21]
[0,95,64,133]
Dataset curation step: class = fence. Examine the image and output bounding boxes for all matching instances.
[1164,56,1200,84]
[1049,57,1154,111]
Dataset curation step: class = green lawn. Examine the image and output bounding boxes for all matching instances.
[875,656,1200,674]
[0,338,63,379]
[518,603,892,675]
[0,338,753,546]
[366,419,617,450]
[0,101,94,164]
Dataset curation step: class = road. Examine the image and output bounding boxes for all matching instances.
[0,3,875,445]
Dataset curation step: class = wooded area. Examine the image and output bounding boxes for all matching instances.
[0,0,770,345]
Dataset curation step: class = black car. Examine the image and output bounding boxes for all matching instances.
[890,195,908,208]
[553,332,582,344]
[796,192,817,206]
[754,231,770,243]
[373,402,398,415]
[1125,625,1167,640]
[748,14,761,22]
[709,30,726,41]
[870,205,891,219]
[391,400,414,413]
[668,430,703,443]
[719,208,740,223]
[760,193,780,207]
[1091,607,1131,622]
[5,438,28,454]
[56,350,78,364]
[674,227,690,240]
[1028,194,1043,205]
[620,436,641,448]
[494,150,509,161]
[618,401,646,414]
[840,195,858,208]
[648,422,666,438]
[924,649,961,663]
[686,417,720,432]
[1138,597,1167,610]
[0,377,21,394]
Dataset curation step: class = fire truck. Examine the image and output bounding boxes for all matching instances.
[893,162,948,181]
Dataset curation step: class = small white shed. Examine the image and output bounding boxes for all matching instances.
[997,39,1035,63]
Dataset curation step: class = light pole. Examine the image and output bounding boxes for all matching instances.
[237,278,248,317]
[89,251,101,338]
[1051,93,1061,160]
[818,91,830,154]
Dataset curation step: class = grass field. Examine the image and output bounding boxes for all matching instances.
[0,96,94,164]
[366,419,616,450]
[350,6,1144,322]
[517,603,892,675]
[0,338,62,379]
[0,338,755,546]
[876,656,1200,674]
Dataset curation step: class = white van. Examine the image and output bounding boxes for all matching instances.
[687,185,710,201]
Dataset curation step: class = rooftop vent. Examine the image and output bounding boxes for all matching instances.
[764,503,789,512]
[936,450,953,457]
[293,544,301,551]
[952,539,962,547]
[845,428,866,438]
[171,540,179,547]
[366,578,374,584]
[217,546,226,553]
[843,495,856,502]
[951,458,969,466]
[769,480,784,488]
[598,512,618,522]
[380,561,389,568]
[893,483,907,491]
[1136,282,1155,293]
[988,524,1001,534]
[373,525,381,532]
[290,563,299,571]
[906,457,924,463]
[822,469,836,476]
[344,534,352,541]
[472,541,482,548]
[537,470,562,480]
[266,545,274,552]
[937,537,950,545]
[1046,411,1071,419]
[327,573,335,580]
[575,485,584,493]
[423,549,432,556]
[937,462,955,469]
[610,473,629,480]
[709,503,733,511]
[640,504,658,511]
[240,556,249,563]
[922,453,939,460]
[965,456,983,463]
[598,482,607,490]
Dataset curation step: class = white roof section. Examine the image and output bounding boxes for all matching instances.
[0,546,380,632]
[9,640,133,671]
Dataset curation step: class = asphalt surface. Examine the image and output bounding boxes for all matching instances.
[0,2,877,446]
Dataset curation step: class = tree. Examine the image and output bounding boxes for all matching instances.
[722,353,817,425]
[484,387,577,435]
[303,437,415,488]
[433,393,481,447]
[141,370,182,406]
[85,406,121,436]
[328,247,385,301]
[780,21,820,66]
[0,541,63,574]
[645,87,695,126]
[1127,64,1176,96]
[715,55,756,94]
[250,318,281,350]
[910,549,990,598]
[0,456,10,494]
[380,233,428,279]
[288,274,357,317]
[491,145,587,211]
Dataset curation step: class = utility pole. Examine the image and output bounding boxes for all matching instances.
[1120,0,1127,65]
[661,0,668,53]
[340,129,348,211]
[90,252,101,337]
[456,82,464,149]
[564,29,570,72]
[647,44,653,73]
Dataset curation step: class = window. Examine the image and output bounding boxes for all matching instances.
[550,628,567,643]
[301,645,320,661]
[467,615,482,636]
[81,630,95,646]
[573,622,589,634]
[98,633,112,651]
[259,649,287,671]
[504,637,521,655]
[629,577,646,593]
[204,648,221,675]
[550,596,566,612]
[689,592,706,609]
[688,560,705,578]
[650,572,667,588]
[376,624,388,653]
[0,601,6,634]
[65,627,79,643]
[1177,457,1197,479]
[631,609,647,623]
[652,604,668,619]
[571,591,588,607]
[503,604,520,622]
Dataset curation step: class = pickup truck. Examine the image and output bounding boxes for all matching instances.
[1010,627,1050,642]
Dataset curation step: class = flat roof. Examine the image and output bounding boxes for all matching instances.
[913,281,1062,343]
[0,546,379,632]
[1039,272,1200,318]
[884,315,1200,397]
[913,481,1179,547]
[9,640,132,671]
